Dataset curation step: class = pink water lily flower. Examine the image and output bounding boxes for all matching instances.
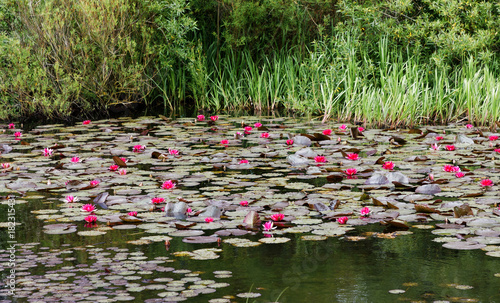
[210,115,219,122]
[118,169,127,175]
[314,156,326,163]
[70,156,81,163]
[240,159,249,164]
[1,163,11,169]
[263,221,276,231]
[270,213,284,221]
[8,123,15,129]
[120,157,128,163]
[14,132,22,138]
[286,139,294,145]
[480,179,494,187]
[435,136,443,141]
[84,215,97,223]
[221,139,229,145]
[431,143,440,150]
[337,216,348,224]
[382,161,395,170]
[128,211,138,217]
[151,197,165,204]
[186,208,193,214]
[455,172,465,178]
[339,124,347,131]
[43,148,53,157]
[344,168,357,176]
[261,132,270,138]
[65,195,78,203]
[133,145,145,152]
[495,149,500,153]
[323,129,332,135]
[161,180,176,190]
[465,124,473,129]
[169,149,179,155]
[347,153,359,160]
[82,120,91,125]
[197,115,205,122]
[205,217,214,223]
[360,207,370,216]
[81,204,96,212]
[445,145,455,151]
[240,201,249,206]
[109,165,119,171]
[443,165,460,172]
[489,135,499,141]
[358,127,365,132]
[90,180,100,187]
[254,122,262,128]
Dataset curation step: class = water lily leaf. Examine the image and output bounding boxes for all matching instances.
[442,241,486,250]
[385,220,409,230]
[454,204,473,218]
[414,204,441,214]
[258,237,290,244]
[415,184,441,195]
[112,156,127,167]
[183,236,220,244]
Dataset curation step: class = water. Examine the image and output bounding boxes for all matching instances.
[1,116,499,302]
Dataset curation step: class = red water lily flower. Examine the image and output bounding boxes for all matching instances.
[445,145,455,151]
[205,217,214,223]
[465,124,473,129]
[240,201,249,206]
[221,139,229,145]
[210,115,219,122]
[339,124,347,131]
[81,204,95,212]
[133,145,145,152]
[323,129,332,135]
[443,165,460,172]
[337,216,348,224]
[161,180,176,190]
[270,213,285,221]
[382,161,395,170]
[71,156,81,163]
[84,215,97,223]
[480,179,493,187]
[151,197,165,204]
[254,122,262,128]
[489,135,499,141]
[109,165,119,171]
[455,172,465,178]
[128,211,138,217]
[197,115,205,122]
[347,153,359,160]
[90,180,100,187]
[286,139,294,145]
[344,168,357,176]
[261,132,270,138]
[8,123,15,129]
[358,127,365,132]
[240,159,249,164]
[360,207,370,216]
[169,149,179,155]
[314,156,326,163]
[435,136,443,141]
[82,120,91,125]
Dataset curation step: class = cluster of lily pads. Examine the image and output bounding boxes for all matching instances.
[1,116,500,300]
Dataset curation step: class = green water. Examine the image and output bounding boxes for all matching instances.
[1,116,500,302]
[2,201,500,302]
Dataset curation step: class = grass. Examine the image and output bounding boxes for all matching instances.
[176,33,500,127]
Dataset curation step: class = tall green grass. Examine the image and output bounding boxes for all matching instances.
[170,32,499,126]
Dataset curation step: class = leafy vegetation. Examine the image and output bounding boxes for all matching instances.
[0,0,499,125]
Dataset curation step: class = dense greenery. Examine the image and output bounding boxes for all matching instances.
[1,0,499,125]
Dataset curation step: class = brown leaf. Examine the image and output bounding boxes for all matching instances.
[112,156,127,167]
[415,204,441,214]
[454,204,473,218]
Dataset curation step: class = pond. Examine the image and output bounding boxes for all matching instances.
[0,116,499,302]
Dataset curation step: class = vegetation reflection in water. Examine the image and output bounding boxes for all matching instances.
[0,116,499,302]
